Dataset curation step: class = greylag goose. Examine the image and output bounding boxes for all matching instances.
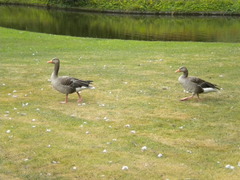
[48,58,95,103]
[175,66,220,101]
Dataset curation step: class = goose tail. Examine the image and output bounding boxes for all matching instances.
[88,86,96,90]
[203,88,219,93]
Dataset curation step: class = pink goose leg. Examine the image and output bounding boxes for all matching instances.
[77,92,83,103]
[180,95,194,101]
[60,94,68,104]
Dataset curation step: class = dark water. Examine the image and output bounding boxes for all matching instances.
[0,5,240,42]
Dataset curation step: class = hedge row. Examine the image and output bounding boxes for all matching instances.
[1,0,240,14]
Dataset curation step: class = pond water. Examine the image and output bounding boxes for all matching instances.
[0,5,240,42]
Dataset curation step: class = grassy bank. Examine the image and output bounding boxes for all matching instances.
[0,0,240,14]
[0,27,240,179]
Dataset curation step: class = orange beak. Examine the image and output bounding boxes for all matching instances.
[47,60,53,63]
[175,69,181,73]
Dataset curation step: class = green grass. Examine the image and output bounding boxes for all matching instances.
[0,27,240,179]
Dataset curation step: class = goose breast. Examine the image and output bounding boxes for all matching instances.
[51,76,76,94]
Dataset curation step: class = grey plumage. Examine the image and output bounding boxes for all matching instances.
[176,66,219,101]
[48,58,94,103]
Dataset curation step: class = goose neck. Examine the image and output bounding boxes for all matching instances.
[183,70,188,78]
[53,62,60,77]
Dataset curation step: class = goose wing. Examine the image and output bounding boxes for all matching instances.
[189,76,205,85]
[72,79,93,89]
[58,76,75,86]
[59,76,92,87]
[189,76,219,89]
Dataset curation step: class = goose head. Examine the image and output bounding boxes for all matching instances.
[48,58,60,77]
[47,58,60,64]
[175,66,188,73]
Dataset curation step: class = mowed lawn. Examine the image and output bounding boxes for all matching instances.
[0,27,240,180]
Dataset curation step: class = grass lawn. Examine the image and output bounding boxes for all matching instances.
[0,26,239,179]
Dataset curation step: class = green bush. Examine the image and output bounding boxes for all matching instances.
[1,0,240,13]
[48,0,88,6]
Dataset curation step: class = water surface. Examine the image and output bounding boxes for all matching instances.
[0,5,240,42]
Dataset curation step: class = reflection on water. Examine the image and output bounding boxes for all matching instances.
[0,5,240,42]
